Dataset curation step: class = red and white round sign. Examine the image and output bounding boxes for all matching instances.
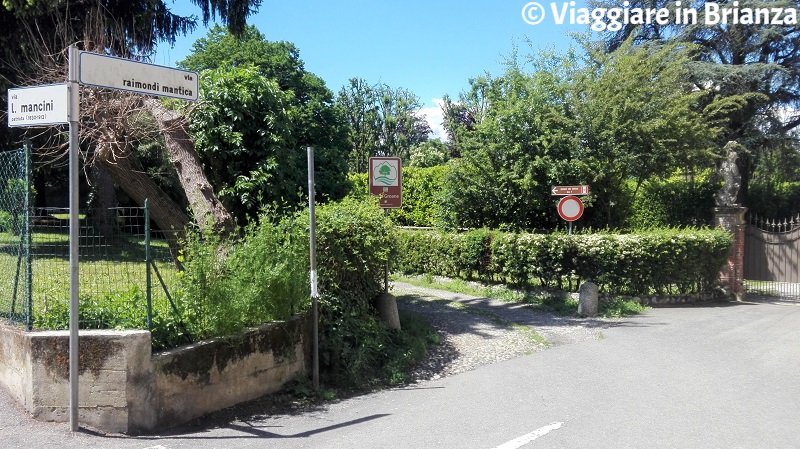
[557,195,584,222]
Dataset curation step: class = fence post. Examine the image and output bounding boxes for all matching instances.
[714,206,747,301]
[24,140,32,330]
[145,199,152,330]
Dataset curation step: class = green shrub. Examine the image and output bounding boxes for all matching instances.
[174,216,309,342]
[296,197,399,386]
[33,286,147,331]
[64,197,412,385]
[0,210,15,234]
[748,182,800,219]
[397,228,731,295]
[346,166,447,227]
[626,175,719,229]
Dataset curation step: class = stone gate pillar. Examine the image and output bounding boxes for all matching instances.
[714,206,747,301]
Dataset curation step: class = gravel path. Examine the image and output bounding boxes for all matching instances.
[392,281,617,382]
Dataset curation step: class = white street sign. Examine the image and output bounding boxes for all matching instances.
[7,84,69,127]
[78,51,199,101]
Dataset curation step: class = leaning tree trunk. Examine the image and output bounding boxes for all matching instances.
[88,163,117,238]
[96,145,189,259]
[143,98,236,237]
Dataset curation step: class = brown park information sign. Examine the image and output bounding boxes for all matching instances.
[369,157,402,208]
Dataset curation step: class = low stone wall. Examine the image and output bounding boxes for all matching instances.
[0,314,310,434]
[149,316,309,433]
[0,326,152,432]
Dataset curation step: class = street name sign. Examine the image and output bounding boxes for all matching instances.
[78,51,199,101]
[551,185,589,196]
[7,84,68,127]
[558,195,584,222]
[369,157,403,208]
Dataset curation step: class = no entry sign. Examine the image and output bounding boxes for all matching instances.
[557,195,584,222]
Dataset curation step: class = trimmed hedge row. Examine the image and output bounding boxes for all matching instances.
[395,228,731,295]
[748,182,800,220]
[347,165,447,227]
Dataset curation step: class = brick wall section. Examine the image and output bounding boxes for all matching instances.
[714,206,747,301]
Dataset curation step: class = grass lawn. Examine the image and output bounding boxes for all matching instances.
[0,230,178,330]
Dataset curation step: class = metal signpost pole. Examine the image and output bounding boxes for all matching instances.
[307,147,319,390]
[24,139,33,330]
[6,48,196,432]
[67,45,80,432]
[384,208,389,292]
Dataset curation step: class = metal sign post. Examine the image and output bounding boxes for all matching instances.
[307,147,319,391]
[5,47,200,432]
[64,47,200,432]
[67,45,80,433]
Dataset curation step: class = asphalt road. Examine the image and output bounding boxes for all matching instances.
[1,297,799,449]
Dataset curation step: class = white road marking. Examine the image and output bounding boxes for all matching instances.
[141,446,167,449]
[490,422,564,449]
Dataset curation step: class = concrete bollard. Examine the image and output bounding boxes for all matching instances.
[376,292,402,330]
[578,281,599,317]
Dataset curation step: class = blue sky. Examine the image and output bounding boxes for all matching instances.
[155,0,592,136]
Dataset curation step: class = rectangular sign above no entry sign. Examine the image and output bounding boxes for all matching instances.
[78,51,199,101]
[551,185,589,196]
[369,157,402,208]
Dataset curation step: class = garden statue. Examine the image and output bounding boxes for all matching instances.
[715,141,741,207]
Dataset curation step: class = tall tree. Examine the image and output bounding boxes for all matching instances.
[440,45,718,229]
[0,0,260,248]
[179,25,350,222]
[440,95,475,158]
[592,0,800,205]
[439,55,582,230]
[337,78,431,172]
[575,41,719,226]
[337,78,381,173]
[376,85,432,161]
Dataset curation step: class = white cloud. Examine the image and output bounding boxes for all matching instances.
[416,98,448,142]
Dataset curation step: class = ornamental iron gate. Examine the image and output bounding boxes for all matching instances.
[744,214,800,299]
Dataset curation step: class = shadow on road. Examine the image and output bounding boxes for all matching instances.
[131,414,392,441]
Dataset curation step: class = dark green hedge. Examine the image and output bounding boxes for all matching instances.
[346,165,447,227]
[396,228,731,295]
[626,177,718,229]
[296,197,398,386]
[748,182,800,219]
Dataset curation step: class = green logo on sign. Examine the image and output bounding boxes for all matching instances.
[374,161,397,186]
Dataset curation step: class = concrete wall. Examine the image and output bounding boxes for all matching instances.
[0,315,309,434]
[148,316,309,433]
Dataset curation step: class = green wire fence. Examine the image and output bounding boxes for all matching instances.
[0,146,180,332]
